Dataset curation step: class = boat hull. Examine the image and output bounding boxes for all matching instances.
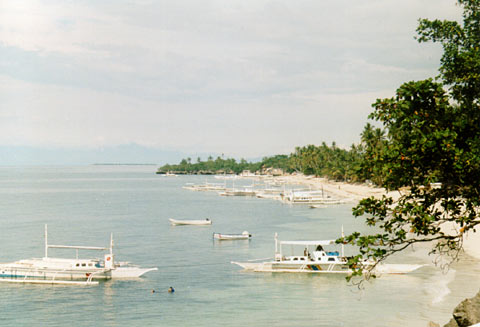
[0,262,158,280]
[0,267,111,280]
[231,261,423,274]
[213,233,251,240]
[169,218,212,225]
[110,267,158,278]
[232,261,351,273]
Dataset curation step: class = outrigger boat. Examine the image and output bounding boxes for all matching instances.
[169,218,212,226]
[232,233,423,274]
[183,182,226,192]
[219,187,256,196]
[282,189,350,205]
[213,231,251,240]
[0,225,157,285]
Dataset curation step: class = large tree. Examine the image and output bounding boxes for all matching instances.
[341,0,480,278]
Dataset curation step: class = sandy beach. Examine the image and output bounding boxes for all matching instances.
[278,174,398,201]
[273,174,480,261]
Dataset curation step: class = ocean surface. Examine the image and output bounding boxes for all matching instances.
[0,165,479,326]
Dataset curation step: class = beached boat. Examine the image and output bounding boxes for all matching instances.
[169,218,212,225]
[219,187,256,196]
[213,231,251,240]
[0,225,158,285]
[256,192,282,201]
[231,233,423,274]
[282,189,350,205]
[255,187,283,200]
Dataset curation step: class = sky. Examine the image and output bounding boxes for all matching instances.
[0,0,463,163]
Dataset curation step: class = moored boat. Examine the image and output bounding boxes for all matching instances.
[0,225,158,285]
[213,231,251,240]
[255,187,283,200]
[183,182,226,192]
[219,187,256,196]
[232,233,423,274]
[282,189,350,205]
[169,218,212,225]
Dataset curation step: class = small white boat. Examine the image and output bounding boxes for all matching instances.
[232,232,423,275]
[0,225,158,285]
[169,218,212,226]
[213,231,251,240]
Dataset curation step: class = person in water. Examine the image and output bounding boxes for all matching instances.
[168,287,175,293]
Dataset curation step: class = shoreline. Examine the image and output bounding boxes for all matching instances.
[277,175,398,202]
[266,174,480,261]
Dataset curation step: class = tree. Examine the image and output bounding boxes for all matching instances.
[359,123,386,185]
[341,0,480,279]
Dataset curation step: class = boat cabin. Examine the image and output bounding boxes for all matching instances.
[73,259,102,269]
[274,237,346,263]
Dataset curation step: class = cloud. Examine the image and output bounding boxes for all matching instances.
[0,0,463,160]
[0,73,393,157]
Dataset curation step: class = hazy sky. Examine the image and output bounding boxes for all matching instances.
[0,0,462,158]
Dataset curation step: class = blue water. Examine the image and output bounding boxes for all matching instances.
[0,166,479,326]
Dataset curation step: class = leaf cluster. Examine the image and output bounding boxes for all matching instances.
[341,0,480,279]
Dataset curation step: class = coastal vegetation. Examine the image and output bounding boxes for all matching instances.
[157,138,382,183]
[340,0,480,280]
[157,154,288,175]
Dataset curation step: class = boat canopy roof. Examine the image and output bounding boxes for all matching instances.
[48,245,109,251]
[280,240,336,246]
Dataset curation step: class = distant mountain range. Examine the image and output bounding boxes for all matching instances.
[0,144,218,166]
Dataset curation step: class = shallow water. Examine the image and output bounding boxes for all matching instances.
[0,166,478,326]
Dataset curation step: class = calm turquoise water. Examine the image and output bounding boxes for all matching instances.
[0,166,479,326]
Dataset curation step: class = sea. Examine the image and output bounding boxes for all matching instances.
[0,165,479,327]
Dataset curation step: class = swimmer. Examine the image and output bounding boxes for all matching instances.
[168,286,175,293]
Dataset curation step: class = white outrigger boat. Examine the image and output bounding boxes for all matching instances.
[213,231,251,240]
[0,225,157,285]
[232,233,423,275]
[219,187,256,196]
[169,218,212,226]
[282,189,350,205]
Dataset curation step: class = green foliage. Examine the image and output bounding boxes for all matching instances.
[359,123,386,185]
[158,156,262,174]
[159,143,372,181]
[417,0,480,105]
[290,142,365,182]
[368,79,454,190]
[341,0,480,279]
